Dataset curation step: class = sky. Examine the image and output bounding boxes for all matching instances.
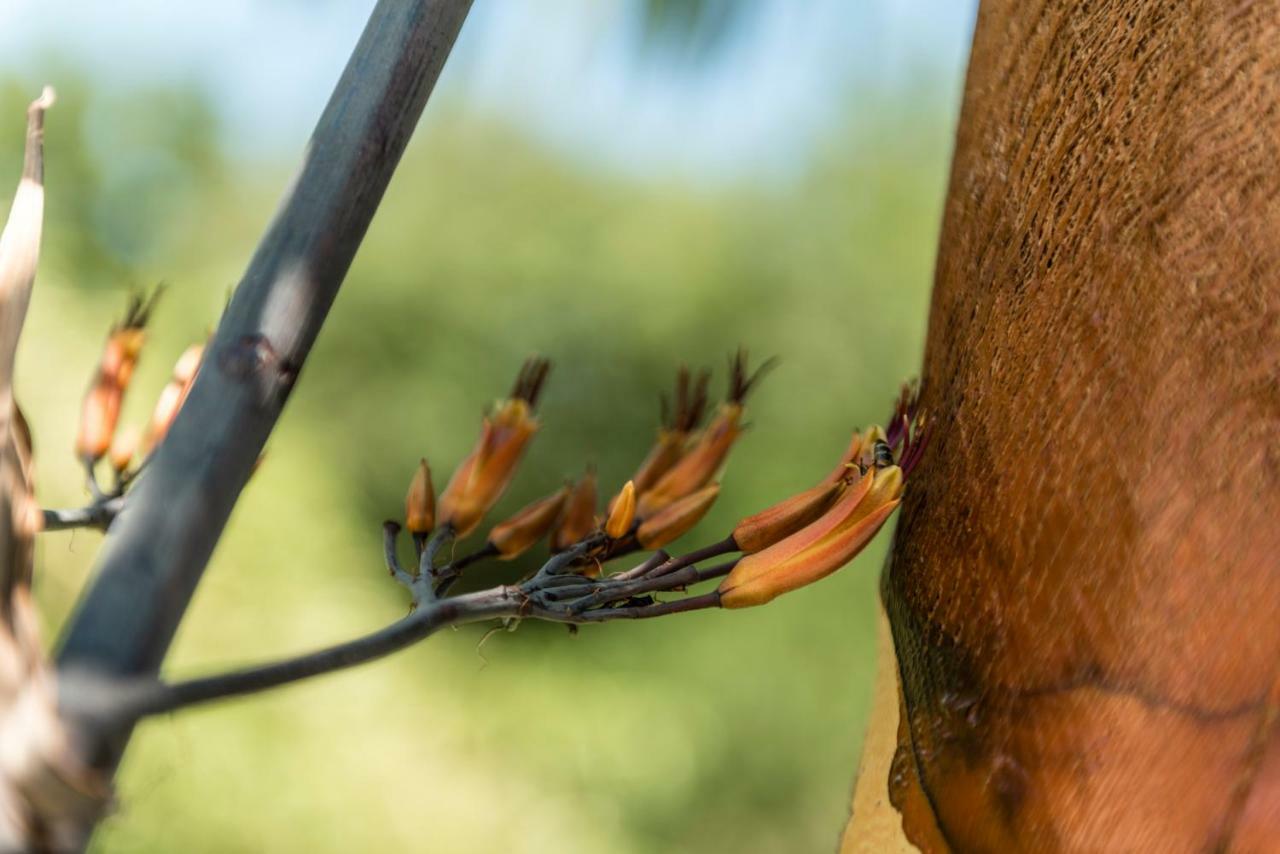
[0,0,977,182]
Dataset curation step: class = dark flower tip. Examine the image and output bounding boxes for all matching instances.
[727,348,778,405]
[120,283,166,331]
[660,366,711,432]
[510,356,552,408]
[884,380,922,450]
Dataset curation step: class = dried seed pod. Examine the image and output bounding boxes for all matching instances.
[404,458,436,536]
[488,486,570,559]
[636,483,720,550]
[438,357,548,537]
[551,468,598,551]
[731,478,844,553]
[605,480,636,539]
[719,466,903,608]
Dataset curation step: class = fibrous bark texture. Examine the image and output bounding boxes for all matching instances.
[884,1,1280,851]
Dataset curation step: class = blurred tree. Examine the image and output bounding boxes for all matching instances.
[633,0,758,61]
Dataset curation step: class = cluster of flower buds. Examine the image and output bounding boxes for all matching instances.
[74,290,207,489]
[394,356,927,613]
[433,358,549,538]
[391,355,925,615]
[398,352,782,583]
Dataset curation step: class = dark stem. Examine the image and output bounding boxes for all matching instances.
[382,521,414,588]
[535,591,722,623]
[432,542,497,596]
[40,496,125,533]
[643,534,738,579]
[53,0,477,794]
[76,585,523,725]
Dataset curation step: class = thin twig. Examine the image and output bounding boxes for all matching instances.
[382,521,414,588]
[83,584,525,725]
[560,555,739,613]
[533,591,722,623]
[73,560,727,726]
[610,549,670,582]
[40,497,125,533]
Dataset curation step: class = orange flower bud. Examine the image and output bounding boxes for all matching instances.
[551,468,598,551]
[438,358,548,538]
[636,482,720,550]
[629,430,688,496]
[731,478,844,553]
[108,425,140,474]
[637,403,741,517]
[74,293,159,461]
[719,466,903,609]
[404,458,436,535]
[605,480,636,539]
[75,382,117,462]
[141,342,204,455]
[634,351,773,518]
[625,367,710,500]
[488,486,570,559]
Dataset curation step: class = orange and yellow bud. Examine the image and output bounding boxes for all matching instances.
[732,478,844,553]
[605,480,637,539]
[637,403,742,517]
[404,458,436,535]
[625,366,710,499]
[75,294,158,461]
[437,359,548,538]
[719,465,903,609]
[141,342,204,456]
[551,468,598,551]
[76,383,119,463]
[636,482,720,549]
[108,425,140,474]
[488,486,570,559]
[629,430,688,496]
[438,398,539,537]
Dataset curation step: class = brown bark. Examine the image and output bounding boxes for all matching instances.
[883,1,1280,851]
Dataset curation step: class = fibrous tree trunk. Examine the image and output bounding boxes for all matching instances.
[878,1,1280,850]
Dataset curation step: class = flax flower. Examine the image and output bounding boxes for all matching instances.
[75,290,161,461]
[719,465,904,608]
[438,358,549,537]
[636,351,774,517]
[488,486,569,559]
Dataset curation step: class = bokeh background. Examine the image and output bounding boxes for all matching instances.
[1,1,975,851]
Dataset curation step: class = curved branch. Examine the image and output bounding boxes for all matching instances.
[83,585,524,725]
[65,537,735,727]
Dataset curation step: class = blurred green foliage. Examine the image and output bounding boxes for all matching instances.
[2,70,952,853]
